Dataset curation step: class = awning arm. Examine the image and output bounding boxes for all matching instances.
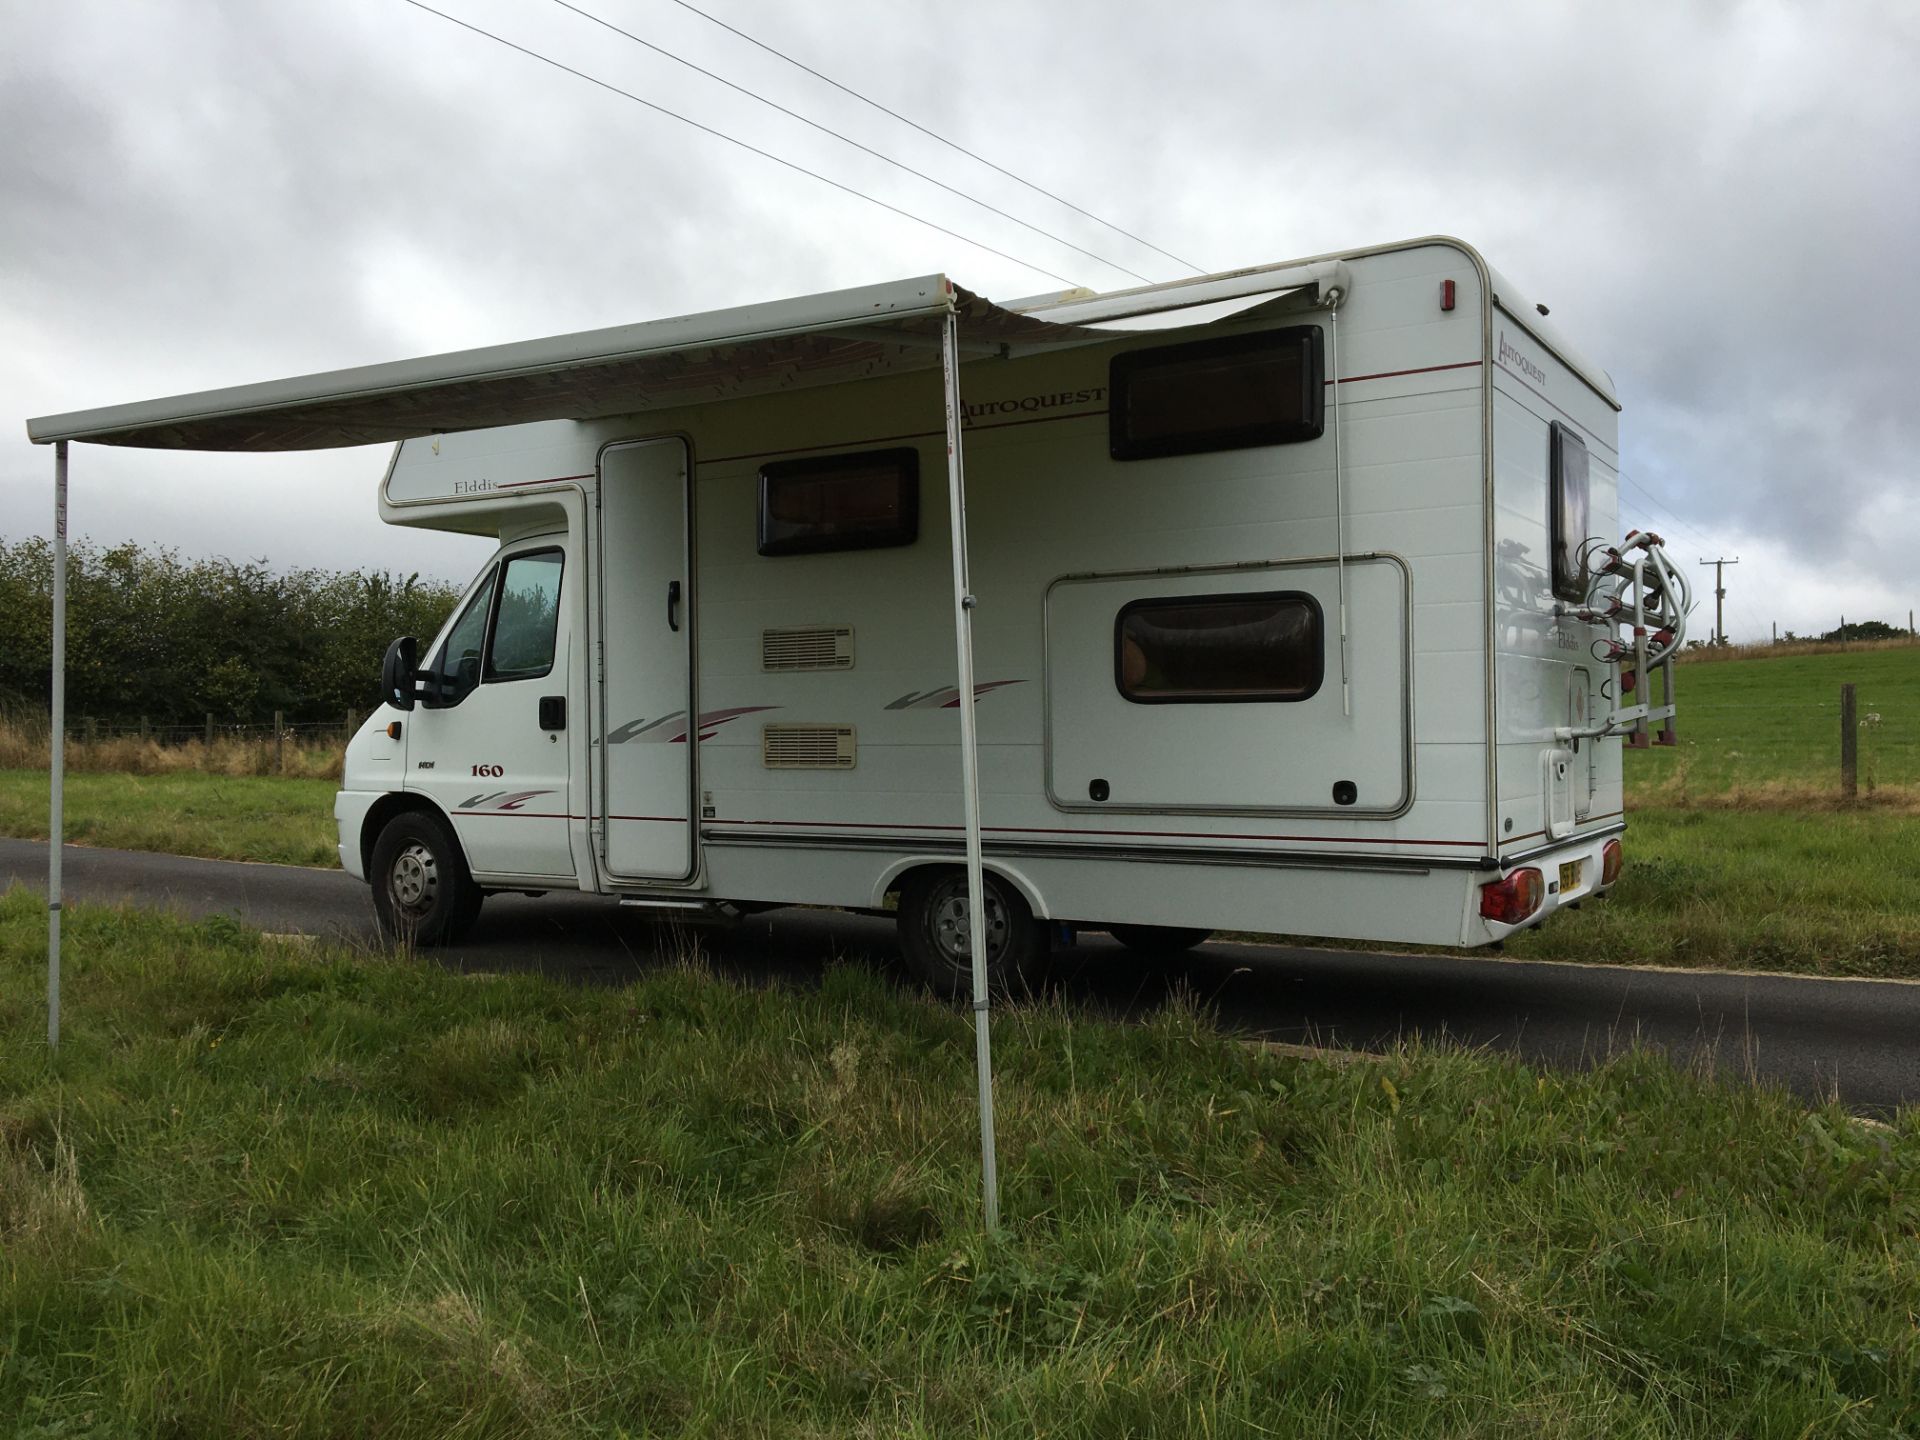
[48,441,67,1052]
[1012,258,1352,328]
[940,306,1000,1232]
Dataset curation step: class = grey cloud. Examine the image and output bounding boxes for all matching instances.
[3,0,1915,638]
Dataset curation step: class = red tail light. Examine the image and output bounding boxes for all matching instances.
[1601,839,1622,887]
[1479,867,1544,925]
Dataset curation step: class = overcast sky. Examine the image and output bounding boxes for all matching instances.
[4,0,1915,641]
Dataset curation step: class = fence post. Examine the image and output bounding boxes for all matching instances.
[274,711,285,774]
[84,716,97,745]
[139,715,150,743]
[1840,682,1857,800]
[205,712,214,746]
[346,708,359,739]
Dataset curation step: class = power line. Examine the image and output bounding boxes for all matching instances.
[1619,470,1715,551]
[658,0,1208,278]
[1619,493,1708,555]
[1615,486,1722,633]
[395,0,1083,288]
[549,0,1152,286]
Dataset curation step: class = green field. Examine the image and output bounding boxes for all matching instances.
[0,770,337,867]
[1496,805,1920,976]
[1628,643,1920,798]
[2,889,1915,1437]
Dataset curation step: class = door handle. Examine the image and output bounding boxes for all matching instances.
[667,579,681,633]
[539,695,566,731]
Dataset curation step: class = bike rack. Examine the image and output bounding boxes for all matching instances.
[1556,530,1690,748]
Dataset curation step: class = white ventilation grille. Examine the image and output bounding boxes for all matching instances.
[762,724,857,769]
[761,626,853,671]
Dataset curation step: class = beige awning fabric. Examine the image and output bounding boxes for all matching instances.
[24,260,1343,453]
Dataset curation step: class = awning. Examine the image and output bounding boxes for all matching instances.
[24,259,1346,453]
[26,248,1350,1228]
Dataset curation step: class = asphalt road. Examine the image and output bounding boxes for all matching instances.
[5,837,1917,1113]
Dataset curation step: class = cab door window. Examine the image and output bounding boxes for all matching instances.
[421,548,564,708]
[424,566,498,707]
[486,550,564,681]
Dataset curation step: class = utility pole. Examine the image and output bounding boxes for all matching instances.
[1698,556,1739,645]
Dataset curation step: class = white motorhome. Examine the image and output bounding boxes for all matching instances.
[332,236,1684,992]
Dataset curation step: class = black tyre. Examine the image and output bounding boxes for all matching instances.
[1106,923,1212,955]
[897,867,1048,999]
[370,810,484,946]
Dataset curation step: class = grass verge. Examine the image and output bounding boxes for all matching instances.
[1242,805,1920,980]
[1503,805,1920,977]
[0,769,338,868]
[4,767,1918,977]
[2,889,1917,1436]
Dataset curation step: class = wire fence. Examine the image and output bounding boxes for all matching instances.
[1629,679,1920,800]
[2,706,356,780]
[57,714,362,748]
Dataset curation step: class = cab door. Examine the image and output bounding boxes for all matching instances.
[407,542,576,879]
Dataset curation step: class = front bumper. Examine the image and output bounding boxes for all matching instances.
[332,790,384,881]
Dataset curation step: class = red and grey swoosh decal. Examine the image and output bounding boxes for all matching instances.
[607,706,780,744]
[885,680,1024,710]
[457,789,556,811]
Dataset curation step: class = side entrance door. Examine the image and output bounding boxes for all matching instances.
[407,541,576,878]
[597,438,696,881]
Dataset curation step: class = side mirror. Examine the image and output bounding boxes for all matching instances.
[381,636,420,712]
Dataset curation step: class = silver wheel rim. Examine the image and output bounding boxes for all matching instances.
[388,840,439,915]
[929,885,1008,969]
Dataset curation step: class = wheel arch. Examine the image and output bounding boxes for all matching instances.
[360,791,467,879]
[871,856,1049,919]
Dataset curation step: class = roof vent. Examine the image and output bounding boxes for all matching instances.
[762,724,857,769]
[762,625,853,671]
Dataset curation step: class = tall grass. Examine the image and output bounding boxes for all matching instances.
[2,889,1916,1437]
[1676,634,1920,665]
[0,711,344,780]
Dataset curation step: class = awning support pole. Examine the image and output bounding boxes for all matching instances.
[940,307,999,1231]
[1327,296,1352,718]
[48,440,68,1053]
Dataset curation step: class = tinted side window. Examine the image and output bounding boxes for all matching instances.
[1109,327,1325,461]
[758,448,919,556]
[426,567,497,708]
[1550,422,1591,603]
[1116,592,1323,703]
[487,550,564,681]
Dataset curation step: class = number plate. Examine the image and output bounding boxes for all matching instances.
[1559,860,1582,894]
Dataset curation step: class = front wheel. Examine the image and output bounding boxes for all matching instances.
[896,867,1047,1000]
[370,810,484,946]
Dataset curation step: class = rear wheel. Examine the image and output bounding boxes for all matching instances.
[370,810,483,946]
[897,868,1047,999]
[1106,923,1212,955]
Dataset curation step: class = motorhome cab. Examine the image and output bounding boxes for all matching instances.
[334,237,1685,992]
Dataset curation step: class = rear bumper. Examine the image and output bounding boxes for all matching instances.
[1469,825,1623,944]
